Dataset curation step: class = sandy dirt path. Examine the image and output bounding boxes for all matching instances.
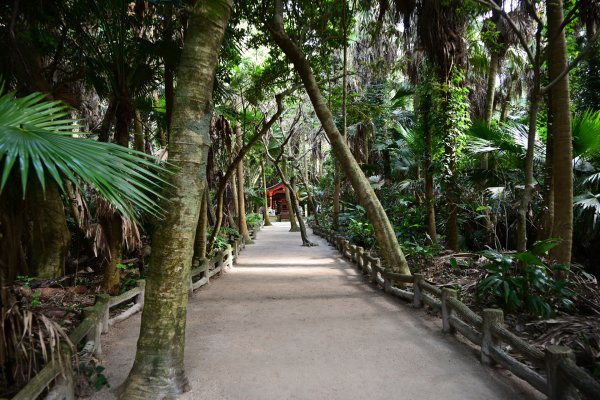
[90,222,536,400]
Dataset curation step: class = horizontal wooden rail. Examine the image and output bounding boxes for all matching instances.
[490,324,545,368]
[313,226,600,400]
[558,357,600,399]
[489,346,547,393]
[13,237,247,400]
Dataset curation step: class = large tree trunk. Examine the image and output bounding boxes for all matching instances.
[516,91,541,253]
[134,110,145,153]
[102,96,132,292]
[100,211,123,294]
[119,1,231,398]
[268,1,410,275]
[539,97,555,241]
[418,84,437,244]
[484,52,499,127]
[481,51,500,170]
[547,0,573,264]
[29,182,69,279]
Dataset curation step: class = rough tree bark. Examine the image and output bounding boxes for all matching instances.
[29,182,69,279]
[119,1,232,398]
[547,0,573,264]
[267,0,410,274]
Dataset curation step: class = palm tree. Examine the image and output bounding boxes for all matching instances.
[0,87,167,285]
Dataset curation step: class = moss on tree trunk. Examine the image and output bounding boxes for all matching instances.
[118,1,232,398]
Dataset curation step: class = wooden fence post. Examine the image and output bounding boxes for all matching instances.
[441,288,457,334]
[481,308,503,366]
[100,293,110,334]
[371,258,381,284]
[545,346,577,400]
[362,252,370,276]
[356,247,364,270]
[136,280,145,308]
[84,306,101,354]
[412,274,424,308]
[233,239,239,262]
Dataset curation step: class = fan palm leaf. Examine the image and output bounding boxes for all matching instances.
[574,192,600,229]
[0,88,169,221]
[572,109,600,159]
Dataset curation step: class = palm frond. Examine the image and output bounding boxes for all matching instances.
[574,192,600,229]
[572,109,600,159]
[0,89,170,221]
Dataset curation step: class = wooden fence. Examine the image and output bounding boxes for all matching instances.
[8,222,264,400]
[311,225,600,400]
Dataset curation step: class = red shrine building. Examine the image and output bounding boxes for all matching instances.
[265,182,289,220]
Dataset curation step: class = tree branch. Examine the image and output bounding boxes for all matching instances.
[207,88,291,252]
[474,0,536,66]
[542,28,600,94]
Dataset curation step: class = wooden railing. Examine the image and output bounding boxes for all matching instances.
[312,226,600,400]
[9,231,256,400]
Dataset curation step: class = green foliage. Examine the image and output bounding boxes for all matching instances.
[0,88,169,222]
[572,109,600,159]
[476,240,576,318]
[16,276,41,307]
[78,361,109,392]
[246,212,262,227]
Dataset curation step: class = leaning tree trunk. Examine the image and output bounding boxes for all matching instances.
[547,0,573,264]
[268,155,314,246]
[119,1,231,398]
[267,1,410,275]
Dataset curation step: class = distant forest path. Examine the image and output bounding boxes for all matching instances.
[91,222,537,400]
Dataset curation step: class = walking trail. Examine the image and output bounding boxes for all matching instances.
[91,222,538,400]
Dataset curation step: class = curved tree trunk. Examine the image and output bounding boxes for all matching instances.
[268,1,410,275]
[206,94,285,252]
[119,1,231,398]
[547,0,573,264]
[267,153,314,246]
